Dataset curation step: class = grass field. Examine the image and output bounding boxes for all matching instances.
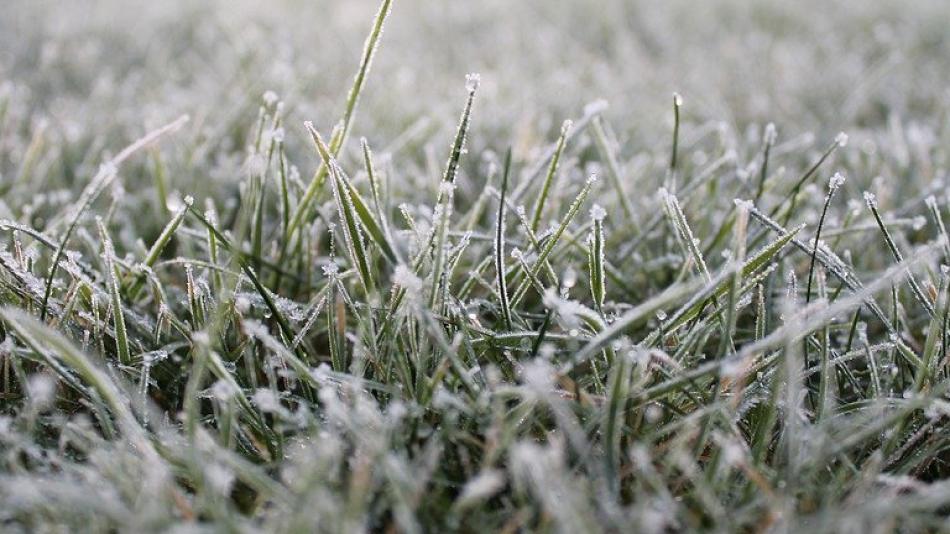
[2,0,950,531]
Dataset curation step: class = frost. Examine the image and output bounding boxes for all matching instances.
[235,296,251,314]
[393,264,423,293]
[764,122,777,144]
[673,92,683,107]
[456,470,505,504]
[733,198,753,211]
[465,73,481,93]
[27,374,56,407]
[589,204,607,221]
[583,99,608,116]
[828,172,846,191]
[205,463,235,494]
[252,388,281,413]
[210,379,238,401]
[439,181,457,196]
[560,119,573,136]
[192,331,210,345]
[521,359,555,391]
[835,132,849,147]
[863,191,878,209]
[262,90,279,106]
[244,153,266,176]
[322,262,339,277]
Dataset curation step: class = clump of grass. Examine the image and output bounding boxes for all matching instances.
[2,0,950,532]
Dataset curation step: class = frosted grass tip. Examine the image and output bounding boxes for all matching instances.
[465,73,481,93]
[589,204,607,221]
[835,132,849,147]
[828,172,846,191]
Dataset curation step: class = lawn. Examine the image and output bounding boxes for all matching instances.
[1,0,950,531]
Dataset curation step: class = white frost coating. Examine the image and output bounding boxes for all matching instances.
[210,379,238,401]
[322,262,339,276]
[192,331,210,346]
[583,99,608,116]
[673,92,683,107]
[586,173,599,185]
[244,153,266,176]
[439,181,457,196]
[465,73,481,93]
[235,296,251,314]
[764,122,777,144]
[589,204,607,221]
[828,172,846,191]
[835,132,849,147]
[27,374,56,407]
[521,359,555,391]
[205,463,235,495]
[457,470,506,504]
[393,264,422,293]
[252,388,281,413]
[733,198,754,211]
[560,119,573,136]
[863,191,878,208]
[262,90,279,106]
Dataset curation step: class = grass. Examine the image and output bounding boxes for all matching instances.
[2,0,950,531]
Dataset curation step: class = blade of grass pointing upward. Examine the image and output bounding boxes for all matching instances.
[124,195,193,300]
[306,122,380,296]
[805,173,846,304]
[530,120,571,233]
[511,173,597,307]
[285,0,395,243]
[428,74,480,309]
[666,93,682,191]
[495,148,513,331]
[591,117,635,224]
[864,190,936,318]
[96,218,131,366]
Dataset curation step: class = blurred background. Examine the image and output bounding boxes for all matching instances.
[4,0,949,141]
